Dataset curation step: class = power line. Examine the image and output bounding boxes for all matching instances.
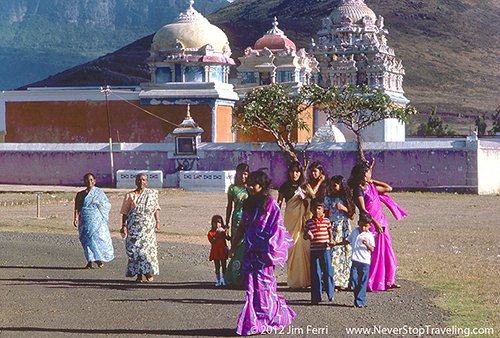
[107,89,182,128]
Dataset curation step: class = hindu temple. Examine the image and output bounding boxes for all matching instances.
[311,0,409,141]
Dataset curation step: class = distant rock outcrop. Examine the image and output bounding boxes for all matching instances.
[0,0,229,89]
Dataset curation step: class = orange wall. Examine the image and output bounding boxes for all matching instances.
[6,101,220,143]
[236,105,315,143]
[6,98,313,144]
[215,105,235,142]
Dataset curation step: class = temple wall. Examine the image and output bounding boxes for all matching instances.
[1,140,499,194]
[4,100,215,143]
[235,105,315,143]
[477,140,500,195]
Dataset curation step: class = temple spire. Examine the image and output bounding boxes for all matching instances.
[265,17,285,36]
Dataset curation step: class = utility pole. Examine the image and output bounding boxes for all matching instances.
[101,85,115,186]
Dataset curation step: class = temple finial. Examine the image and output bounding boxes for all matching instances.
[266,16,285,36]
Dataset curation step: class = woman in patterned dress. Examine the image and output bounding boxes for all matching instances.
[225,163,249,286]
[120,173,161,283]
[73,173,114,269]
[231,171,295,335]
[324,175,355,290]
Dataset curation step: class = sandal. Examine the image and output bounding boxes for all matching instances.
[96,261,104,269]
[145,273,154,283]
[135,275,144,283]
[84,262,93,269]
[389,283,401,289]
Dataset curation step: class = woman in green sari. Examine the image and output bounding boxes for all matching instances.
[224,163,249,286]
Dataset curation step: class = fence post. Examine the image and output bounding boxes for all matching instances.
[36,193,42,219]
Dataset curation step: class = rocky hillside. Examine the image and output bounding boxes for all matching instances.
[0,0,229,90]
[21,0,500,133]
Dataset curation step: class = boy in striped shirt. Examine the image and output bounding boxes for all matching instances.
[304,198,335,304]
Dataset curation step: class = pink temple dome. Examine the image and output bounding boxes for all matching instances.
[253,17,296,51]
[254,35,296,51]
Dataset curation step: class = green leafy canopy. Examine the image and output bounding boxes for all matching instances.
[320,85,416,134]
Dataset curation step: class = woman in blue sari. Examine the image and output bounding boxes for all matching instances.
[73,173,114,269]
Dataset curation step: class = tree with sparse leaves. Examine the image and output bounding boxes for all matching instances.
[416,107,456,137]
[318,85,416,163]
[489,106,500,135]
[232,84,323,163]
[475,114,487,136]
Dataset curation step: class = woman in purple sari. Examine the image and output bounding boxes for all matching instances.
[348,162,407,291]
[230,171,295,336]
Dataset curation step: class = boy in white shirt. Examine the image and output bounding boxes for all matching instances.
[333,213,375,308]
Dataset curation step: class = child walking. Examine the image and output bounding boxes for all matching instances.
[334,213,375,308]
[303,199,334,304]
[207,215,229,287]
[324,175,355,290]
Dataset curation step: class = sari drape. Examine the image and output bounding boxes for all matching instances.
[283,192,310,288]
[78,187,114,263]
[124,188,159,277]
[236,197,295,336]
[363,183,407,291]
[225,184,248,286]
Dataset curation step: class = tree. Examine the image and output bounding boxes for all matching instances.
[475,114,487,136]
[318,84,416,163]
[416,107,457,137]
[489,106,500,135]
[232,84,323,163]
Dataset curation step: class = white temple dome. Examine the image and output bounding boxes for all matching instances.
[152,1,230,52]
[329,0,377,24]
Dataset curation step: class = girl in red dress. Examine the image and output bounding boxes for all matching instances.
[207,215,230,287]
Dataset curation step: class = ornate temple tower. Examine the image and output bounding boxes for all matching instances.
[234,17,319,142]
[312,0,409,142]
[235,17,318,93]
[140,0,238,142]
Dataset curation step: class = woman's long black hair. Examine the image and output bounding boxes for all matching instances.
[243,170,272,213]
[307,161,327,184]
[287,161,305,186]
[347,163,371,190]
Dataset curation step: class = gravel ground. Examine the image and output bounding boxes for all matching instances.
[0,230,448,338]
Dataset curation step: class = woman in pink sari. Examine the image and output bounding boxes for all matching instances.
[348,161,407,291]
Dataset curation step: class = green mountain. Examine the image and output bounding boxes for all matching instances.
[20,0,500,134]
[0,0,229,90]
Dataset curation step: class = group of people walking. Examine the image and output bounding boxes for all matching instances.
[73,159,407,336]
[207,159,407,335]
[73,172,160,282]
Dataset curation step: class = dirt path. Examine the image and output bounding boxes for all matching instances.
[1,188,498,337]
[0,231,447,337]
